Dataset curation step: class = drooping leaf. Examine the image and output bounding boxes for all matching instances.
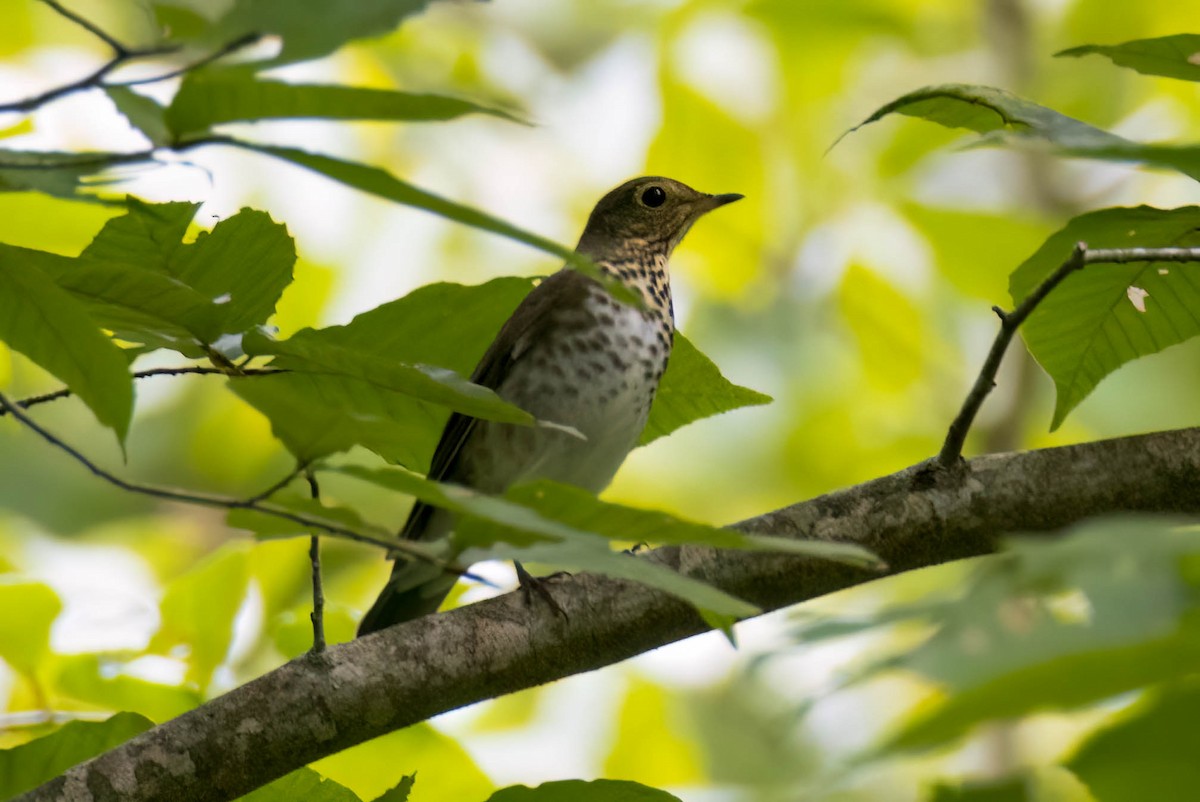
[1008,206,1200,429]
[166,72,521,137]
[871,518,1200,756]
[0,149,146,199]
[0,250,133,441]
[1067,680,1200,801]
[0,580,60,678]
[641,332,772,445]
[840,84,1200,181]
[0,712,154,800]
[487,779,683,802]
[240,767,364,802]
[1057,34,1200,82]
[104,86,172,146]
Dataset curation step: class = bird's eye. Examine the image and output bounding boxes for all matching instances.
[640,186,667,208]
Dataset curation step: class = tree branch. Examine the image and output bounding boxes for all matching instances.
[16,426,1200,802]
[938,244,1200,466]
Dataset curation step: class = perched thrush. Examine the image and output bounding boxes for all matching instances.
[357,176,742,635]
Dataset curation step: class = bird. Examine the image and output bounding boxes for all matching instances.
[356,176,743,636]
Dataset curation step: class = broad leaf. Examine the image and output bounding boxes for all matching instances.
[0,251,133,441]
[371,776,415,802]
[641,333,772,445]
[166,72,520,137]
[841,84,1200,181]
[1009,206,1200,429]
[871,518,1200,755]
[82,197,196,266]
[487,780,682,802]
[104,86,172,146]
[1057,34,1200,82]
[0,580,60,678]
[0,712,153,800]
[0,149,144,199]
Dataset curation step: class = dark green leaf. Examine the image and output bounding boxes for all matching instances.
[487,779,683,802]
[104,87,172,146]
[1057,34,1200,82]
[241,767,364,802]
[0,712,153,799]
[1008,206,1200,429]
[82,197,196,266]
[928,779,1032,802]
[166,72,521,137]
[0,149,142,199]
[1067,680,1200,802]
[641,333,772,446]
[0,251,133,441]
[840,84,1200,181]
[370,776,416,802]
[208,0,432,67]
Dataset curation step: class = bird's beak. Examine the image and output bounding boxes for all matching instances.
[699,192,744,212]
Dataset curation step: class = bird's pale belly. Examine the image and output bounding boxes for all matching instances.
[464,302,670,495]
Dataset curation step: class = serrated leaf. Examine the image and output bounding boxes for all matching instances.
[0,580,60,678]
[1057,34,1200,82]
[1008,206,1200,429]
[241,768,364,802]
[487,779,683,802]
[167,72,521,137]
[0,712,154,800]
[0,251,133,441]
[840,83,1200,181]
[104,86,172,146]
[243,327,534,425]
[641,333,772,445]
[82,197,196,266]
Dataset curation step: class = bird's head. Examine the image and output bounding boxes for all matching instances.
[575,176,742,262]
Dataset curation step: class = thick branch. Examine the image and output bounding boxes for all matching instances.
[939,244,1200,466]
[19,427,1200,802]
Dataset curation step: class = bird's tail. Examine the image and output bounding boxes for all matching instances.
[356,558,459,636]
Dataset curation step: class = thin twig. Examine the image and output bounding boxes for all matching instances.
[938,243,1200,466]
[41,0,130,54]
[112,32,262,87]
[243,462,307,504]
[306,469,325,653]
[0,388,450,566]
[0,365,283,417]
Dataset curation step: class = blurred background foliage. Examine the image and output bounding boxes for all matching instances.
[1,0,1198,800]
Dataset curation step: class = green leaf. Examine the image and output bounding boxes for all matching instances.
[166,72,521,137]
[0,580,61,678]
[641,333,772,446]
[873,518,1200,756]
[237,144,576,261]
[53,654,201,722]
[243,327,534,426]
[226,491,392,540]
[370,776,415,802]
[927,779,1031,802]
[1057,34,1200,82]
[208,0,433,67]
[1008,206,1200,429]
[837,265,927,392]
[82,197,196,266]
[241,767,364,802]
[1067,680,1200,802]
[0,712,153,800]
[149,545,250,688]
[104,86,172,146]
[0,250,133,441]
[840,84,1200,181]
[0,149,141,199]
[487,779,683,802]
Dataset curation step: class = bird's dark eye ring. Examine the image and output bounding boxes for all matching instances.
[641,186,667,208]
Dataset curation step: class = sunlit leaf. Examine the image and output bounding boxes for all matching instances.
[0,712,153,800]
[487,779,682,802]
[0,580,60,678]
[53,654,201,722]
[837,265,926,392]
[1067,680,1200,801]
[166,72,522,137]
[1057,34,1200,82]
[0,250,133,441]
[841,84,1200,181]
[241,767,364,802]
[0,149,141,199]
[1008,206,1200,429]
[604,679,704,786]
[641,332,772,446]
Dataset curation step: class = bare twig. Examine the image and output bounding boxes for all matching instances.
[112,32,263,87]
[939,244,1200,466]
[0,389,450,566]
[41,0,131,55]
[0,365,283,417]
[306,469,326,653]
[243,462,307,504]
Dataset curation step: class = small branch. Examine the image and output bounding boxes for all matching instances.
[306,469,326,653]
[243,462,307,504]
[41,0,130,55]
[938,243,1200,466]
[0,389,448,566]
[0,365,283,417]
[112,33,262,87]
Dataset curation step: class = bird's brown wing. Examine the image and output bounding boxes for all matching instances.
[400,269,590,541]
